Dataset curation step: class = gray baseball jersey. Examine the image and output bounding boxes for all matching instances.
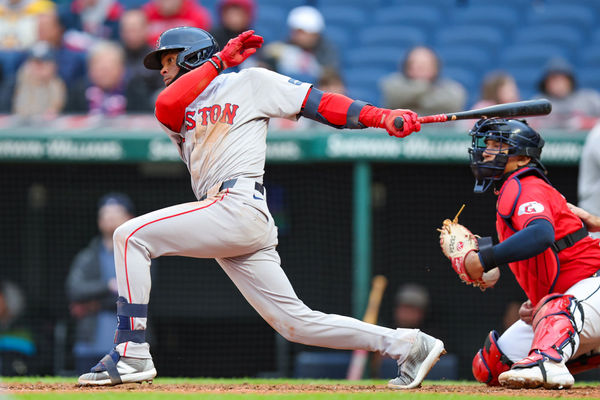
[112,68,419,364]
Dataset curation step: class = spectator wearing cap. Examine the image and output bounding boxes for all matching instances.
[211,0,255,50]
[379,46,466,115]
[65,192,136,375]
[12,41,66,121]
[531,57,600,131]
[259,5,339,84]
[143,0,212,48]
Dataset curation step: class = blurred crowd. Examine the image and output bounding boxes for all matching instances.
[2,0,600,130]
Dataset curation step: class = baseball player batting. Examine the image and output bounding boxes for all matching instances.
[438,118,600,389]
[77,28,445,388]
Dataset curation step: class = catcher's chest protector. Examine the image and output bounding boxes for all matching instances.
[495,169,559,304]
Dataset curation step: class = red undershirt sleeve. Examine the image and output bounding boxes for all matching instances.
[155,61,220,132]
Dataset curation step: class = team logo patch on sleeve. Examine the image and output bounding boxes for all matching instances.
[517,201,545,216]
[288,78,302,85]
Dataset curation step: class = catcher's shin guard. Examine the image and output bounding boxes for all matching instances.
[114,296,147,345]
[513,294,582,369]
[472,330,513,385]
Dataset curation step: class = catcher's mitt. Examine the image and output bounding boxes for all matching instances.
[438,206,500,290]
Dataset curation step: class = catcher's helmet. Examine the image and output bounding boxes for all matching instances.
[469,118,545,193]
[143,27,219,71]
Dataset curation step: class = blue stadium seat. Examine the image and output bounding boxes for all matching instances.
[441,66,480,106]
[344,46,403,72]
[0,50,27,78]
[358,26,427,49]
[511,25,583,54]
[120,0,149,10]
[449,5,519,33]
[437,45,491,75]
[543,0,600,15]
[460,0,530,7]
[318,6,366,31]
[528,5,595,34]
[254,6,287,43]
[373,6,443,32]
[578,67,600,92]
[499,44,568,70]
[503,66,543,98]
[578,45,600,68]
[256,0,305,9]
[434,25,503,50]
[388,0,458,7]
[324,26,353,51]
[344,66,389,105]
[317,0,381,9]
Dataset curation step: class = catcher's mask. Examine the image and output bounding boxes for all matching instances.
[143,27,219,82]
[468,118,545,193]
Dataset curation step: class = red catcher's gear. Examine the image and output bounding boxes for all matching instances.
[512,293,581,369]
[472,330,513,386]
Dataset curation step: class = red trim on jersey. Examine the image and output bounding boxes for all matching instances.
[123,341,129,357]
[122,193,229,321]
[155,61,220,132]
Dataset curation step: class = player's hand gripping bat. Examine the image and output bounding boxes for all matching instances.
[346,275,388,380]
[393,99,552,131]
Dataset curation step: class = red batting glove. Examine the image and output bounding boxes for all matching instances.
[217,30,264,69]
[358,106,421,137]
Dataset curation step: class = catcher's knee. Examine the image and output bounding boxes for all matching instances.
[472,330,513,386]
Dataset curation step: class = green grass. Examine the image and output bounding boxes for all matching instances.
[1,377,598,400]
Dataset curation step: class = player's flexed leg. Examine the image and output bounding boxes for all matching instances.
[78,27,444,389]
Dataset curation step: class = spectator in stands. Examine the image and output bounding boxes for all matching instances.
[37,9,87,86]
[379,46,466,116]
[66,40,144,116]
[66,193,135,375]
[0,280,37,376]
[211,0,255,49]
[0,0,54,50]
[119,9,162,112]
[532,57,600,131]
[143,0,212,47]
[58,0,124,50]
[473,71,520,109]
[317,67,346,95]
[12,41,66,121]
[577,120,600,239]
[259,6,339,84]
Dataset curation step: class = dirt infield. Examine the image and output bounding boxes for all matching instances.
[3,382,600,396]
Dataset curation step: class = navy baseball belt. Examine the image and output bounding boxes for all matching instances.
[199,179,264,201]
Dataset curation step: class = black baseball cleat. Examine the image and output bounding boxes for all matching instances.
[388,332,446,389]
[78,349,157,386]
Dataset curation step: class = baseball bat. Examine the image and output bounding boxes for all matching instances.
[346,275,388,380]
[393,99,552,130]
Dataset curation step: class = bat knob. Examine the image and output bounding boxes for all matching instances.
[393,117,404,130]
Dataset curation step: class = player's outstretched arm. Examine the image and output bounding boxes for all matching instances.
[567,203,600,232]
[300,88,421,137]
[156,30,263,131]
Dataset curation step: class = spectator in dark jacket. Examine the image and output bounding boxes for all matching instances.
[66,193,135,375]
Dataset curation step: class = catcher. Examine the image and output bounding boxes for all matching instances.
[439,118,600,389]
